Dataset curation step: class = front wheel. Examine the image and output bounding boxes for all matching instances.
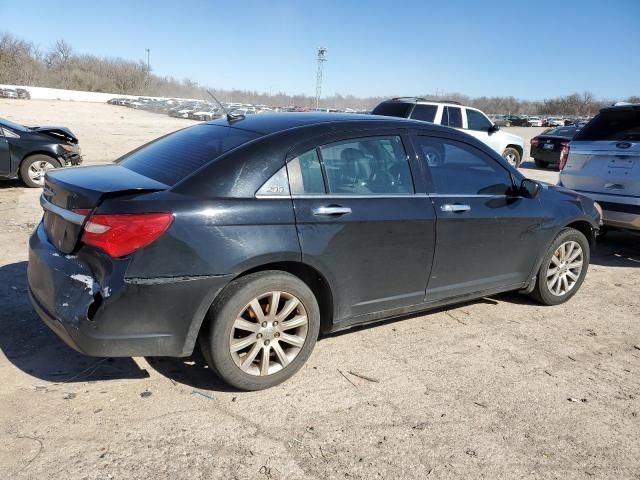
[20,155,61,188]
[502,147,521,168]
[529,228,590,306]
[199,271,320,391]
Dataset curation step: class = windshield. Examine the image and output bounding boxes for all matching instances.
[545,126,577,137]
[0,118,29,132]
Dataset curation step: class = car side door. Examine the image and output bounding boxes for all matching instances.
[0,128,11,176]
[463,108,502,155]
[287,131,437,326]
[411,133,546,302]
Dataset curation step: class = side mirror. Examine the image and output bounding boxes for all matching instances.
[520,178,541,198]
[488,124,499,134]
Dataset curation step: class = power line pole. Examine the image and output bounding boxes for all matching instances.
[315,47,327,109]
[145,48,150,84]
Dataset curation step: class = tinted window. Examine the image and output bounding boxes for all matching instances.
[415,136,513,195]
[441,106,463,128]
[371,102,413,118]
[546,126,577,137]
[320,136,414,195]
[575,108,640,141]
[466,109,492,131]
[118,124,261,186]
[411,104,437,122]
[288,149,325,194]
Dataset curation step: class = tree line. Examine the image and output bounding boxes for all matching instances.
[1,32,637,114]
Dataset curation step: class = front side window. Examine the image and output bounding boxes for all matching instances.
[466,109,492,131]
[414,136,513,195]
[319,136,414,195]
[440,106,463,128]
[411,104,438,123]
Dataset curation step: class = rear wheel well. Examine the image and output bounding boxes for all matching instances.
[232,262,334,334]
[506,144,523,159]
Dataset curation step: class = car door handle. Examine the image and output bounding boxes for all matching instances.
[312,206,352,216]
[440,203,471,213]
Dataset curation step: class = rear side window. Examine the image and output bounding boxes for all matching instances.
[411,104,438,122]
[466,109,492,131]
[575,108,640,141]
[288,149,325,194]
[441,106,463,128]
[319,136,414,195]
[118,124,260,185]
[371,102,413,118]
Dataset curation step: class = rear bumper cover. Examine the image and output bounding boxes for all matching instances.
[28,222,231,357]
[567,190,640,230]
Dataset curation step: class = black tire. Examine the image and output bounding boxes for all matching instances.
[19,154,61,188]
[534,158,547,169]
[199,271,320,391]
[529,228,590,306]
[502,147,521,168]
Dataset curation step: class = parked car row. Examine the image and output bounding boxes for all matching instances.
[490,114,592,128]
[0,88,31,99]
[107,96,369,120]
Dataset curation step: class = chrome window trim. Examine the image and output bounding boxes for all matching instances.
[40,195,86,225]
[256,193,510,200]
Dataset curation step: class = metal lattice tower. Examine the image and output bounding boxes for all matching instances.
[315,47,327,109]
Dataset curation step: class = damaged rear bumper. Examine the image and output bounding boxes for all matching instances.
[28,222,231,357]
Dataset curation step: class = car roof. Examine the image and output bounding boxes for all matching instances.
[205,112,431,135]
[600,103,640,113]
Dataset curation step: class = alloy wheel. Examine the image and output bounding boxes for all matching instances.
[27,160,55,186]
[546,241,584,296]
[229,291,309,376]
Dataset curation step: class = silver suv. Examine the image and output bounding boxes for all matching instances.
[559,104,640,232]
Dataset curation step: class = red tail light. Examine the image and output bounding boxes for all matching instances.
[559,142,570,170]
[81,212,173,257]
[530,138,540,147]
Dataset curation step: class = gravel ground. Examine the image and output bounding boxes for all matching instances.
[0,100,638,479]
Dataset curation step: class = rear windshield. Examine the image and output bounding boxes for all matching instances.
[575,108,640,141]
[371,102,413,118]
[546,126,577,137]
[118,124,261,185]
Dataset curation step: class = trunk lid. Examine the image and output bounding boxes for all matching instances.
[41,165,169,253]
[561,140,640,196]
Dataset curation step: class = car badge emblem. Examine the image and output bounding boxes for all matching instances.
[616,142,632,149]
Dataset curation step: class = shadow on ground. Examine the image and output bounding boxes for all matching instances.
[0,261,148,383]
[591,230,640,268]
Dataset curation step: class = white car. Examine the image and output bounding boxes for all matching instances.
[372,98,526,167]
[528,116,543,127]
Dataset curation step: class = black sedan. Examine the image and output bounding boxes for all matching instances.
[28,113,601,390]
[1,117,82,187]
[530,126,578,169]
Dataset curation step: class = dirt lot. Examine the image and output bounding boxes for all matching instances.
[0,100,639,479]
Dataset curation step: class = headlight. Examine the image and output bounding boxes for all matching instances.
[60,144,74,153]
[593,202,604,226]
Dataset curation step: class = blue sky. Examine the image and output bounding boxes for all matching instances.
[1,0,638,100]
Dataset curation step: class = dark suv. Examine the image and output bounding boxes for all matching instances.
[28,113,601,390]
